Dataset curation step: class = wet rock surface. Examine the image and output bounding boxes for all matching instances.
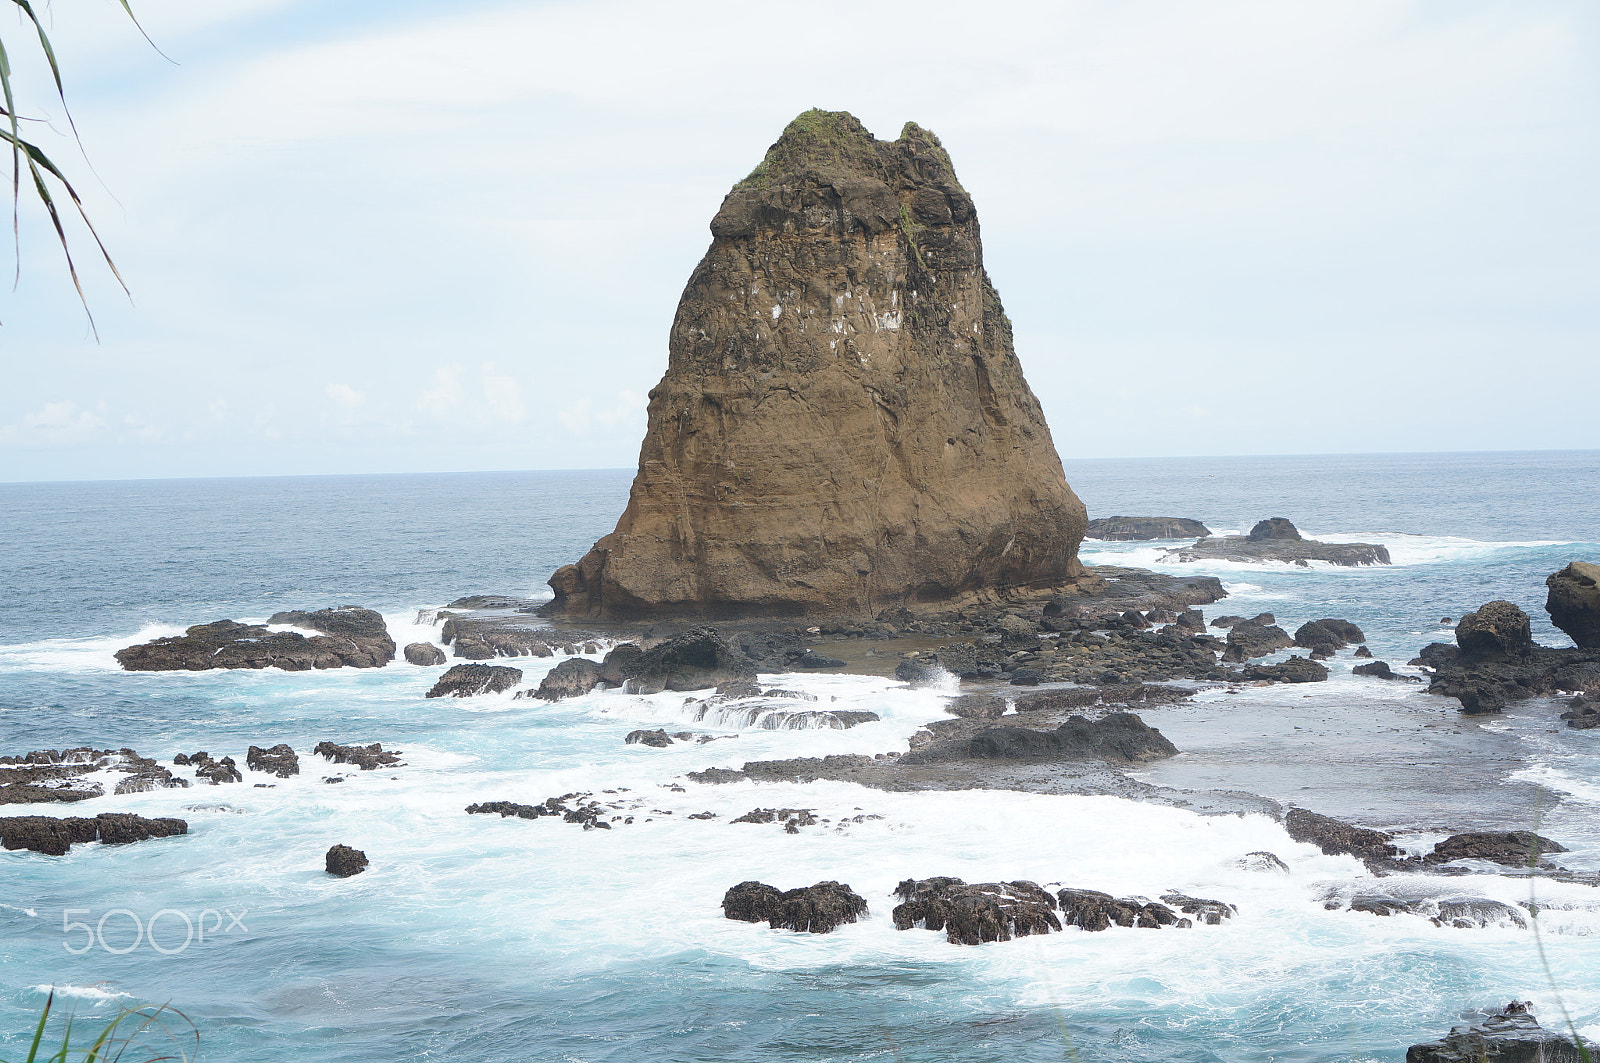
[426,664,523,698]
[1422,831,1568,868]
[1406,1011,1586,1063]
[722,880,868,934]
[1285,807,1402,862]
[1056,888,1190,931]
[893,877,1062,944]
[325,844,368,877]
[314,742,403,770]
[1085,516,1212,541]
[403,642,447,666]
[246,744,299,778]
[116,609,396,671]
[439,614,605,660]
[531,658,604,701]
[0,812,187,855]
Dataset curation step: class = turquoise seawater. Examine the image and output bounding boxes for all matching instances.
[1,451,1597,1062]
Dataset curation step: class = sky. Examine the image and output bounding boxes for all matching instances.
[0,0,1596,482]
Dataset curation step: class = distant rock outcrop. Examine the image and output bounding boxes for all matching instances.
[116,608,395,671]
[1164,519,1391,567]
[542,109,1088,621]
[1086,516,1211,541]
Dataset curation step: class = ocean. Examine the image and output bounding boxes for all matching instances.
[1,450,1597,1062]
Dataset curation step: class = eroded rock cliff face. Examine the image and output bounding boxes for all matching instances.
[545,110,1086,621]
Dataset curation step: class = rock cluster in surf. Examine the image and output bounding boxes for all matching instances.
[116,607,395,671]
[1163,518,1391,567]
[543,109,1089,622]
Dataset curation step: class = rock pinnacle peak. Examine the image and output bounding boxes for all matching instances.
[543,111,1086,621]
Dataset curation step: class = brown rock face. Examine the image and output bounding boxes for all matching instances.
[1547,561,1600,649]
[545,110,1086,621]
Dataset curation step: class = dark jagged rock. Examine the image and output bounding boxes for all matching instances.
[1406,1012,1585,1062]
[1166,520,1391,567]
[1233,851,1290,873]
[1045,566,1227,614]
[722,881,785,923]
[194,755,242,785]
[1223,620,1294,661]
[1285,807,1401,861]
[1564,698,1600,729]
[325,844,368,877]
[116,611,395,672]
[909,712,1177,766]
[1293,618,1366,652]
[1056,888,1188,931]
[1424,832,1568,868]
[0,812,186,855]
[722,880,867,934]
[404,642,447,666]
[599,642,644,683]
[1455,601,1534,661]
[1421,594,1600,713]
[314,742,402,770]
[1547,561,1600,648]
[466,800,548,819]
[1249,518,1302,540]
[426,663,522,698]
[245,744,299,778]
[439,616,606,661]
[892,877,1061,944]
[542,109,1091,622]
[533,658,605,701]
[268,606,390,640]
[625,729,673,748]
[1330,891,1530,929]
[1158,893,1237,925]
[895,659,947,688]
[616,628,758,693]
[1352,660,1421,682]
[1085,516,1211,541]
[731,807,817,829]
[1242,656,1329,684]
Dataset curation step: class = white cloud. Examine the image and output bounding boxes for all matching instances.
[0,400,110,448]
[557,389,647,437]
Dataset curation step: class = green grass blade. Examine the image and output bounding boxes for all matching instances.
[23,990,53,1063]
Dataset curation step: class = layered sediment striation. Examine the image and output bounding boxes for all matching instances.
[544,109,1087,621]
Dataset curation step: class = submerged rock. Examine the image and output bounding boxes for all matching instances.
[624,729,673,748]
[1242,656,1329,684]
[1085,516,1211,541]
[721,879,867,934]
[542,109,1089,622]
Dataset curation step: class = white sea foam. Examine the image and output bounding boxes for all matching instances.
[30,984,131,1005]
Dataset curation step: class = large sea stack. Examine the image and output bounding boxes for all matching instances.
[544,110,1087,621]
